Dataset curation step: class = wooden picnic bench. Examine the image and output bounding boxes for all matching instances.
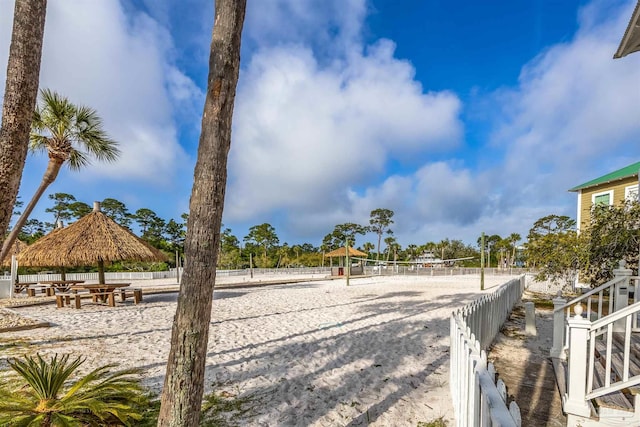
[119,288,143,304]
[14,282,38,294]
[27,284,54,297]
[67,283,131,308]
[55,292,83,309]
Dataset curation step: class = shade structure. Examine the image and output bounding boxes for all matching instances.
[17,202,166,283]
[1,239,27,267]
[614,0,640,58]
[325,246,368,258]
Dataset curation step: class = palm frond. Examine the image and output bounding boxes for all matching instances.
[8,353,84,400]
[68,149,90,170]
[0,353,149,425]
[30,89,120,170]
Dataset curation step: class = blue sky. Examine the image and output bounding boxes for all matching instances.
[2,0,640,248]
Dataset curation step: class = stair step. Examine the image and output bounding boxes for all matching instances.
[595,336,640,398]
[591,360,634,411]
[612,332,640,361]
[595,339,640,376]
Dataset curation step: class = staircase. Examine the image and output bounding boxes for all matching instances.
[552,262,640,426]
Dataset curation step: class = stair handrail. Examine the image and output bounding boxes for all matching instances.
[554,275,625,317]
[552,272,630,360]
[584,300,640,400]
[590,299,640,330]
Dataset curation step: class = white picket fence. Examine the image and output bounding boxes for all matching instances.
[11,270,173,282]
[1,267,333,283]
[450,276,525,426]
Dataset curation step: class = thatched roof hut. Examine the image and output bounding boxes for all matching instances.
[325,246,368,258]
[0,239,27,266]
[17,202,166,283]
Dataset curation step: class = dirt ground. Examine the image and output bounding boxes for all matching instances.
[488,294,566,427]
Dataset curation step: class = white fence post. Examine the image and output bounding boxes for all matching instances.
[450,276,524,426]
[550,293,567,359]
[613,260,632,333]
[563,303,592,418]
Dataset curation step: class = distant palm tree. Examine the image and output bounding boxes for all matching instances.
[0,89,120,262]
[384,236,397,262]
[0,353,149,426]
[509,232,521,266]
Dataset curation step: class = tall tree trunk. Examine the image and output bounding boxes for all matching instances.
[157,1,246,425]
[0,158,61,263]
[0,0,47,238]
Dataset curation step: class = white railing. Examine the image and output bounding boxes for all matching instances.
[551,262,634,359]
[586,301,640,399]
[557,261,640,421]
[450,276,525,426]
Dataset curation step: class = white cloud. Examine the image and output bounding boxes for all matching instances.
[244,0,367,55]
[258,0,640,247]
[491,0,640,209]
[0,0,198,185]
[226,41,463,222]
[5,0,638,249]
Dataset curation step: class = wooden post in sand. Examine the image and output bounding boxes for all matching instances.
[250,253,254,278]
[345,240,350,286]
[480,232,485,291]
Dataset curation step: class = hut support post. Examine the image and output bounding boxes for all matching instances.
[98,259,105,284]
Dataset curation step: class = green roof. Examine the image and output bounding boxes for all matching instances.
[569,161,640,192]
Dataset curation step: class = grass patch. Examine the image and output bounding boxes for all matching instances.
[201,389,253,427]
[135,395,161,426]
[417,416,448,427]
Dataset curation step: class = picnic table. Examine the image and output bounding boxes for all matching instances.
[69,283,131,307]
[39,280,85,294]
[13,282,38,294]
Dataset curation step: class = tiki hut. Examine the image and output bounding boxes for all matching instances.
[1,239,27,267]
[615,0,640,58]
[17,202,166,283]
[325,246,367,276]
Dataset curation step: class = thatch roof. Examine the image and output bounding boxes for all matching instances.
[17,203,166,267]
[0,239,27,266]
[325,246,368,258]
[614,0,640,58]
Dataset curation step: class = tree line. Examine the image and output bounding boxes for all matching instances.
[524,201,640,288]
[10,197,530,271]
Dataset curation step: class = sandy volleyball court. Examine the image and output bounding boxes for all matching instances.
[0,274,517,426]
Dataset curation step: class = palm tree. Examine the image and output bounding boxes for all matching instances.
[509,233,521,267]
[0,353,149,426]
[0,89,120,263]
[384,236,397,262]
[0,0,47,239]
[159,1,247,423]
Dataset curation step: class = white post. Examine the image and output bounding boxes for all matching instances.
[564,304,592,418]
[550,293,567,359]
[614,259,632,332]
[524,302,536,336]
[10,255,17,300]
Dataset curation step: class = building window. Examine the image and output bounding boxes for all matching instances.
[625,184,639,202]
[592,190,613,206]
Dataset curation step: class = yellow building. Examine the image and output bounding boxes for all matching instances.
[569,161,639,231]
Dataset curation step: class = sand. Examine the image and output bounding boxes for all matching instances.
[0,274,518,426]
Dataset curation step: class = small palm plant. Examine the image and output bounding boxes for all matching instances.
[0,353,150,426]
